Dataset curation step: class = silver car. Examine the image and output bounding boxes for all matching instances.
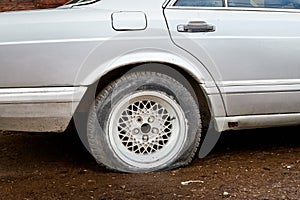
[1,0,300,173]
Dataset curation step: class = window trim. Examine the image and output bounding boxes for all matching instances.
[168,0,226,7]
[167,0,300,13]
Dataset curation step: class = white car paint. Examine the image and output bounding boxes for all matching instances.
[164,5,300,116]
[0,0,299,132]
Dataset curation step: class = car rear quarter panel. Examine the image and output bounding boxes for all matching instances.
[0,8,114,87]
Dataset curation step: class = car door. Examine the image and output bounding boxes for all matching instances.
[164,0,300,116]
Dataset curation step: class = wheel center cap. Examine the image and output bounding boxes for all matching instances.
[141,123,151,134]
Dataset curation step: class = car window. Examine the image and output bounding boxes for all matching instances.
[228,0,300,9]
[174,0,224,7]
[65,0,100,5]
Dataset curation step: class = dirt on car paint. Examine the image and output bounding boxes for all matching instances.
[0,126,299,200]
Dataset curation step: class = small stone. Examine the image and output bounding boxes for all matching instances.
[181,180,204,185]
[223,191,230,196]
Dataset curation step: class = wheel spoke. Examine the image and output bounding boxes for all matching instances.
[115,98,176,155]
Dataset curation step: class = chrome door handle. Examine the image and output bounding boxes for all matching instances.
[177,21,216,33]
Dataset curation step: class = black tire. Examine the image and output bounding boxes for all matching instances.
[87,71,201,173]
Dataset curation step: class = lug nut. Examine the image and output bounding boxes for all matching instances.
[148,116,155,123]
[152,128,159,134]
[136,117,143,123]
[133,128,140,135]
[142,135,149,142]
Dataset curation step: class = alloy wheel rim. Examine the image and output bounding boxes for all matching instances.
[107,91,187,169]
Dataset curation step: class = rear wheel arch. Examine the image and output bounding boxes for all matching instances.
[74,61,213,137]
[88,62,211,127]
[73,62,215,172]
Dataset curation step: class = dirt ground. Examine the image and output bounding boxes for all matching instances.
[0,126,299,200]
